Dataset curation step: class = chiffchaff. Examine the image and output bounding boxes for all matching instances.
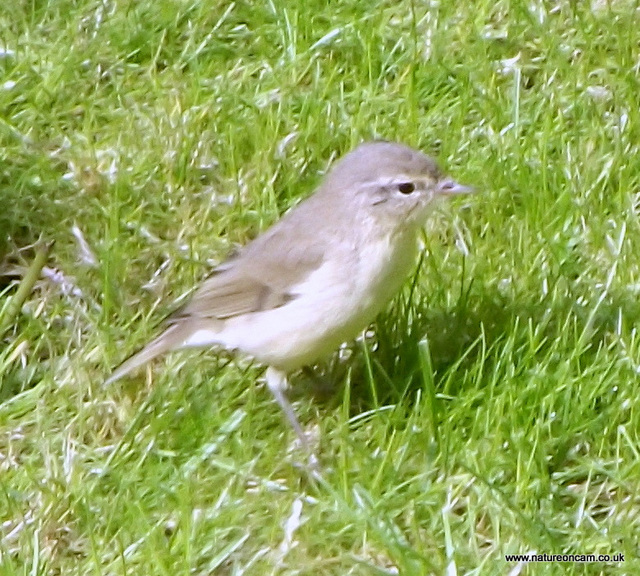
[106,141,473,451]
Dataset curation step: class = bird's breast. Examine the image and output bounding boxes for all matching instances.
[214,230,419,370]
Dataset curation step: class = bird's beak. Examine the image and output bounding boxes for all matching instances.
[436,178,475,195]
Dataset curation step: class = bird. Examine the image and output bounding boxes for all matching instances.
[106,141,472,451]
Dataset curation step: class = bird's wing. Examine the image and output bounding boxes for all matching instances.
[169,227,326,321]
[170,269,291,320]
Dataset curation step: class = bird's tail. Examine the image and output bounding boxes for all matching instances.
[105,323,191,385]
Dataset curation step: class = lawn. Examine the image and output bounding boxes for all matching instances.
[1,0,639,574]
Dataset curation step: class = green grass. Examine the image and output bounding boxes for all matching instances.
[2,0,640,573]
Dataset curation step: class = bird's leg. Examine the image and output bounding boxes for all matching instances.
[265,366,320,472]
[265,366,308,447]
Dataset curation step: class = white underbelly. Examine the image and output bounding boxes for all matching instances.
[185,232,418,371]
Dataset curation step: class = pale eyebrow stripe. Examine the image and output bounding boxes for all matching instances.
[371,175,413,187]
[372,174,433,187]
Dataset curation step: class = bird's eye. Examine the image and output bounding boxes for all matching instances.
[397,182,415,194]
